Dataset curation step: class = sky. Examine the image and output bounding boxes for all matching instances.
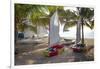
[64,6,77,11]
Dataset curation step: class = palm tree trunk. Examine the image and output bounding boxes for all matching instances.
[36,23,39,38]
[81,18,84,45]
[76,19,81,44]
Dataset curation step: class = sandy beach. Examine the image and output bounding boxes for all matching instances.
[15,37,94,65]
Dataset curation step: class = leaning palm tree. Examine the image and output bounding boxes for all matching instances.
[29,6,64,35]
[59,9,78,32]
[15,4,51,41]
[28,6,49,37]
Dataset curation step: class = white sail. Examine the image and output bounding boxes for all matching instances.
[49,11,60,47]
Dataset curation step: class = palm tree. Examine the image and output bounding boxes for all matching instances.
[60,7,94,47]
[29,6,64,35]
[15,4,50,37]
[59,9,78,31]
[77,7,94,45]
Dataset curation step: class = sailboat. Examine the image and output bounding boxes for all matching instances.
[44,11,64,57]
[71,18,86,52]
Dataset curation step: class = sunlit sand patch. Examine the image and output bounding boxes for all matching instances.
[64,47,73,54]
[18,55,23,59]
[21,48,47,56]
[84,39,94,46]
[33,48,47,52]
[85,47,94,60]
[22,52,28,55]
[47,61,51,63]
[25,59,36,64]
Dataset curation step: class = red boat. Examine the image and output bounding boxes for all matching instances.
[44,44,64,57]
